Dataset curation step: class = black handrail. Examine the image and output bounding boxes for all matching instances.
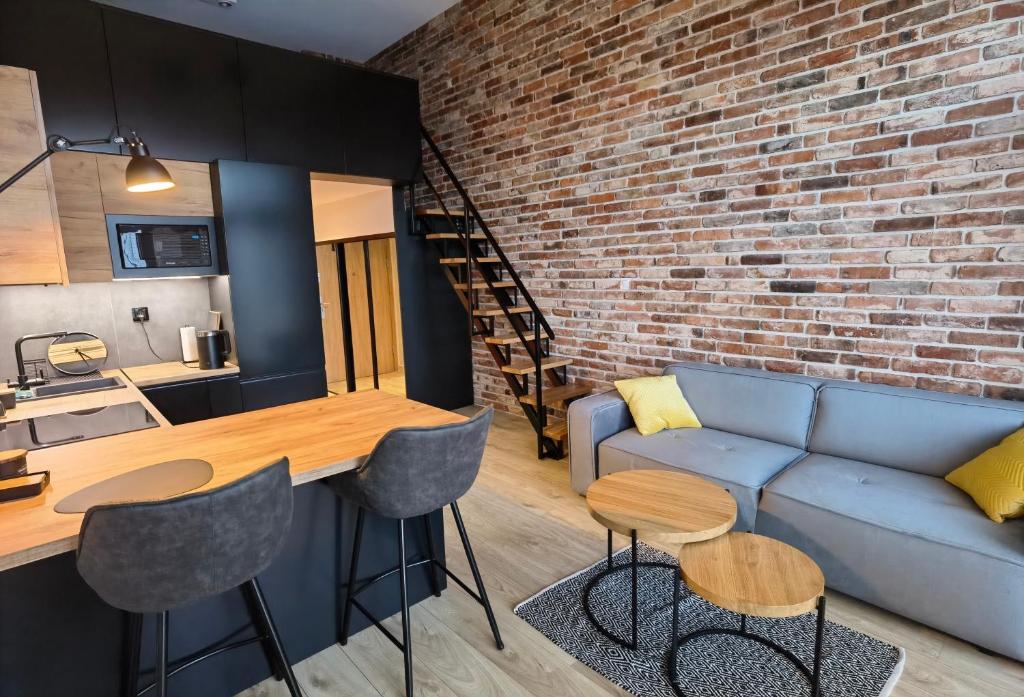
[421,127,554,340]
[421,171,538,354]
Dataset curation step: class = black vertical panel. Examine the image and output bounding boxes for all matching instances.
[237,41,345,172]
[102,9,246,162]
[212,160,325,384]
[0,0,118,150]
[341,66,421,182]
[392,190,474,409]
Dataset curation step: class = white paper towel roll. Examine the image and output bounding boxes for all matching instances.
[180,326,198,362]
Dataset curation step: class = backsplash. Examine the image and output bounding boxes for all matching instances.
[0,279,214,382]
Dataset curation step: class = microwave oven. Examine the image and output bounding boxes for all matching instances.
[106,214,222,279]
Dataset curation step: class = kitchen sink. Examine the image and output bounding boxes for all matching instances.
[27,376,126,400]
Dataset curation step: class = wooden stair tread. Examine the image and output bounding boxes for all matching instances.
[453,280,516,290]
[501,357,572,375]
[543,420,568,440]
[474,306,532,317]
[519,383,591,407]
[426,233,487,240]
[483,334,522,345]
[417,207,465,217]
[439,257,501,265]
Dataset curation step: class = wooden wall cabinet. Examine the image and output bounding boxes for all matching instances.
[0,65,68,286]
[50,152,214,283]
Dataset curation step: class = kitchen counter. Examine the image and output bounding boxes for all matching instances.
[0,389,465,697]
[120,360,240,388]
[0,369,171,427]
[0,389,461,571]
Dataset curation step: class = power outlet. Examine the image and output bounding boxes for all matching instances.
[131,307,150,322]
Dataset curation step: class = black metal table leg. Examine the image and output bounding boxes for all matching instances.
[666,595,828,697]
[582,528,678,651]
[812,596,826,697]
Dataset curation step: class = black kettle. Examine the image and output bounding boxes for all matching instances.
[195,329,231,370]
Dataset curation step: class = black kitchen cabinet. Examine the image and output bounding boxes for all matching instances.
[102,9,246,162]
[141,375,243,425]
[141,380,212,425]
[0,0,119,151]
[237,42,345,173]
[240,369,327,411]
[208,375,244,416]
[212,160,325,385]
[340,67,421,182]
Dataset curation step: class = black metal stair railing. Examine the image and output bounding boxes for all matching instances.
[415,127,564,459]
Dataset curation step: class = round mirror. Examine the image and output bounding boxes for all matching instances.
[47,332,108,376]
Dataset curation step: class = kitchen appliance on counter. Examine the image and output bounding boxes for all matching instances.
[107,214,221,279]
[0,402,159,452]
[196,330,232,370]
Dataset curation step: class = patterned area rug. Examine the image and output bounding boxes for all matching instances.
[515,542,905,697]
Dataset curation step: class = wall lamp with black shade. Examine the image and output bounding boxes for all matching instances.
[0,126,174,196]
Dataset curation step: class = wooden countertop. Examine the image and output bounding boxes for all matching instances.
[0,369,171,427]
[121,361,240,388]
[0,390,462,571]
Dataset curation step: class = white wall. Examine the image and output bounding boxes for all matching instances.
[313,189,394,244]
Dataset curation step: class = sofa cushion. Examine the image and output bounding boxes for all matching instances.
[597,427,805,531]
[757,454,1024,660]
[663,362,821,450]
[809,382,1024,477]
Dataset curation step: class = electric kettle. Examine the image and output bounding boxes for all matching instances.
[195,329,231,370]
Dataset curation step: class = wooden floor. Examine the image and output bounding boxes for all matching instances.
[239,409,1023,697]
[328,369,406,399]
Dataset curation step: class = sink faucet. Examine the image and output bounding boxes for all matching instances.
[10,332,67,390]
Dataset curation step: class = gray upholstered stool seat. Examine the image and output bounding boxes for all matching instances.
[327,407,502,697]
[76,458,300,697]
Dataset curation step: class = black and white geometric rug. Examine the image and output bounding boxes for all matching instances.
[514,542,905,697]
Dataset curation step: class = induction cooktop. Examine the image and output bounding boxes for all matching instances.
[0,401,159,452]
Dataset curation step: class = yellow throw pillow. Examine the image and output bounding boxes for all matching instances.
[946,427,1024,523]
[614,375,701,436]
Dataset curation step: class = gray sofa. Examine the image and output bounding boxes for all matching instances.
[568,361,1024,661]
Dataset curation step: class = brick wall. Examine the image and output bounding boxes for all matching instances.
[370,0,1024,411]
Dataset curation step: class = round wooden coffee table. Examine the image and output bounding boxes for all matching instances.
[584,470,736,650]
[668,532,827,696]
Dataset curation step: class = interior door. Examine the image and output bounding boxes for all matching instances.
[316,243,346,385]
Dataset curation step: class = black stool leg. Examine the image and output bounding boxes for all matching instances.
[247,578,302,697]
[422,513,443,598]
[121,611,142,697]
[241,581,286,682]
[155,611,169,697]
[398,518,415,697]
[450,500,503,650]
[340,506,366,646]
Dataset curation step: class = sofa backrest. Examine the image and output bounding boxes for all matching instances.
[809,382,1024,477]
[662,362,821,449]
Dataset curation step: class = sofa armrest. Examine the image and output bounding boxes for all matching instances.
[567,389,634,494]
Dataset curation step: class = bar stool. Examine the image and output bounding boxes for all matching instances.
[76,458,301,697]
[328,407,503,697]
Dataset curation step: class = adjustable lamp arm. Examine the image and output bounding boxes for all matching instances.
[0,127,147,195]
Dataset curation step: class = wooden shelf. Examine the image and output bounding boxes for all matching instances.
[519,383,591,407]
[501,357,572,375]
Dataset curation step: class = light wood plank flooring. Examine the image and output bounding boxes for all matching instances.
[328,369,406,399]
[239,410,1023,697]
